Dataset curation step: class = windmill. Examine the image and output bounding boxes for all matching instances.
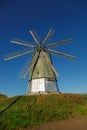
[4,29,76,94]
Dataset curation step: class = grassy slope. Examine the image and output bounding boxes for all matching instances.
[0,93,87,130]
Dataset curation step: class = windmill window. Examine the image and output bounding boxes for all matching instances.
[37,71,39,75]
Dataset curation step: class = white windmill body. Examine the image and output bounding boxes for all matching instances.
[28,78,58,94]
[27,51,59,94]
[4,29,76,94]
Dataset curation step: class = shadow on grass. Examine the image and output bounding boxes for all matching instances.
[0,96,22,116]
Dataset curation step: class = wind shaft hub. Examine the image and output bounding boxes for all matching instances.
[38,46,46,51]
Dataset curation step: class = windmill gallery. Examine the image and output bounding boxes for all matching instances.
[4,29,76,94]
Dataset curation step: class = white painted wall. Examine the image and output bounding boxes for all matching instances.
[31,78,45,92]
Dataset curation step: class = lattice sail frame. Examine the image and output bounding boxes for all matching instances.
[4,28,76,80]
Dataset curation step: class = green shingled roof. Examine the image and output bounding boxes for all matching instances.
[29,51,58,80]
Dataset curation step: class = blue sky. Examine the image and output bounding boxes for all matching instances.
[0,0,87,97]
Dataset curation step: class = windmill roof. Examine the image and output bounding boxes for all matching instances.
[29,51,58,80]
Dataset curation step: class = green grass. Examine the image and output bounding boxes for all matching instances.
[0,93,87,130]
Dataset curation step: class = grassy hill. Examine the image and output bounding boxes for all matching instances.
[0,93,87,130]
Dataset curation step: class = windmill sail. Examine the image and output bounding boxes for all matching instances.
[4,49,34,61]
[47,39,72,47]
[42,28,54,45]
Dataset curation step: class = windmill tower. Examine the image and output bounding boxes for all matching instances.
[28,50,59,94]
[4,29,76,94]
